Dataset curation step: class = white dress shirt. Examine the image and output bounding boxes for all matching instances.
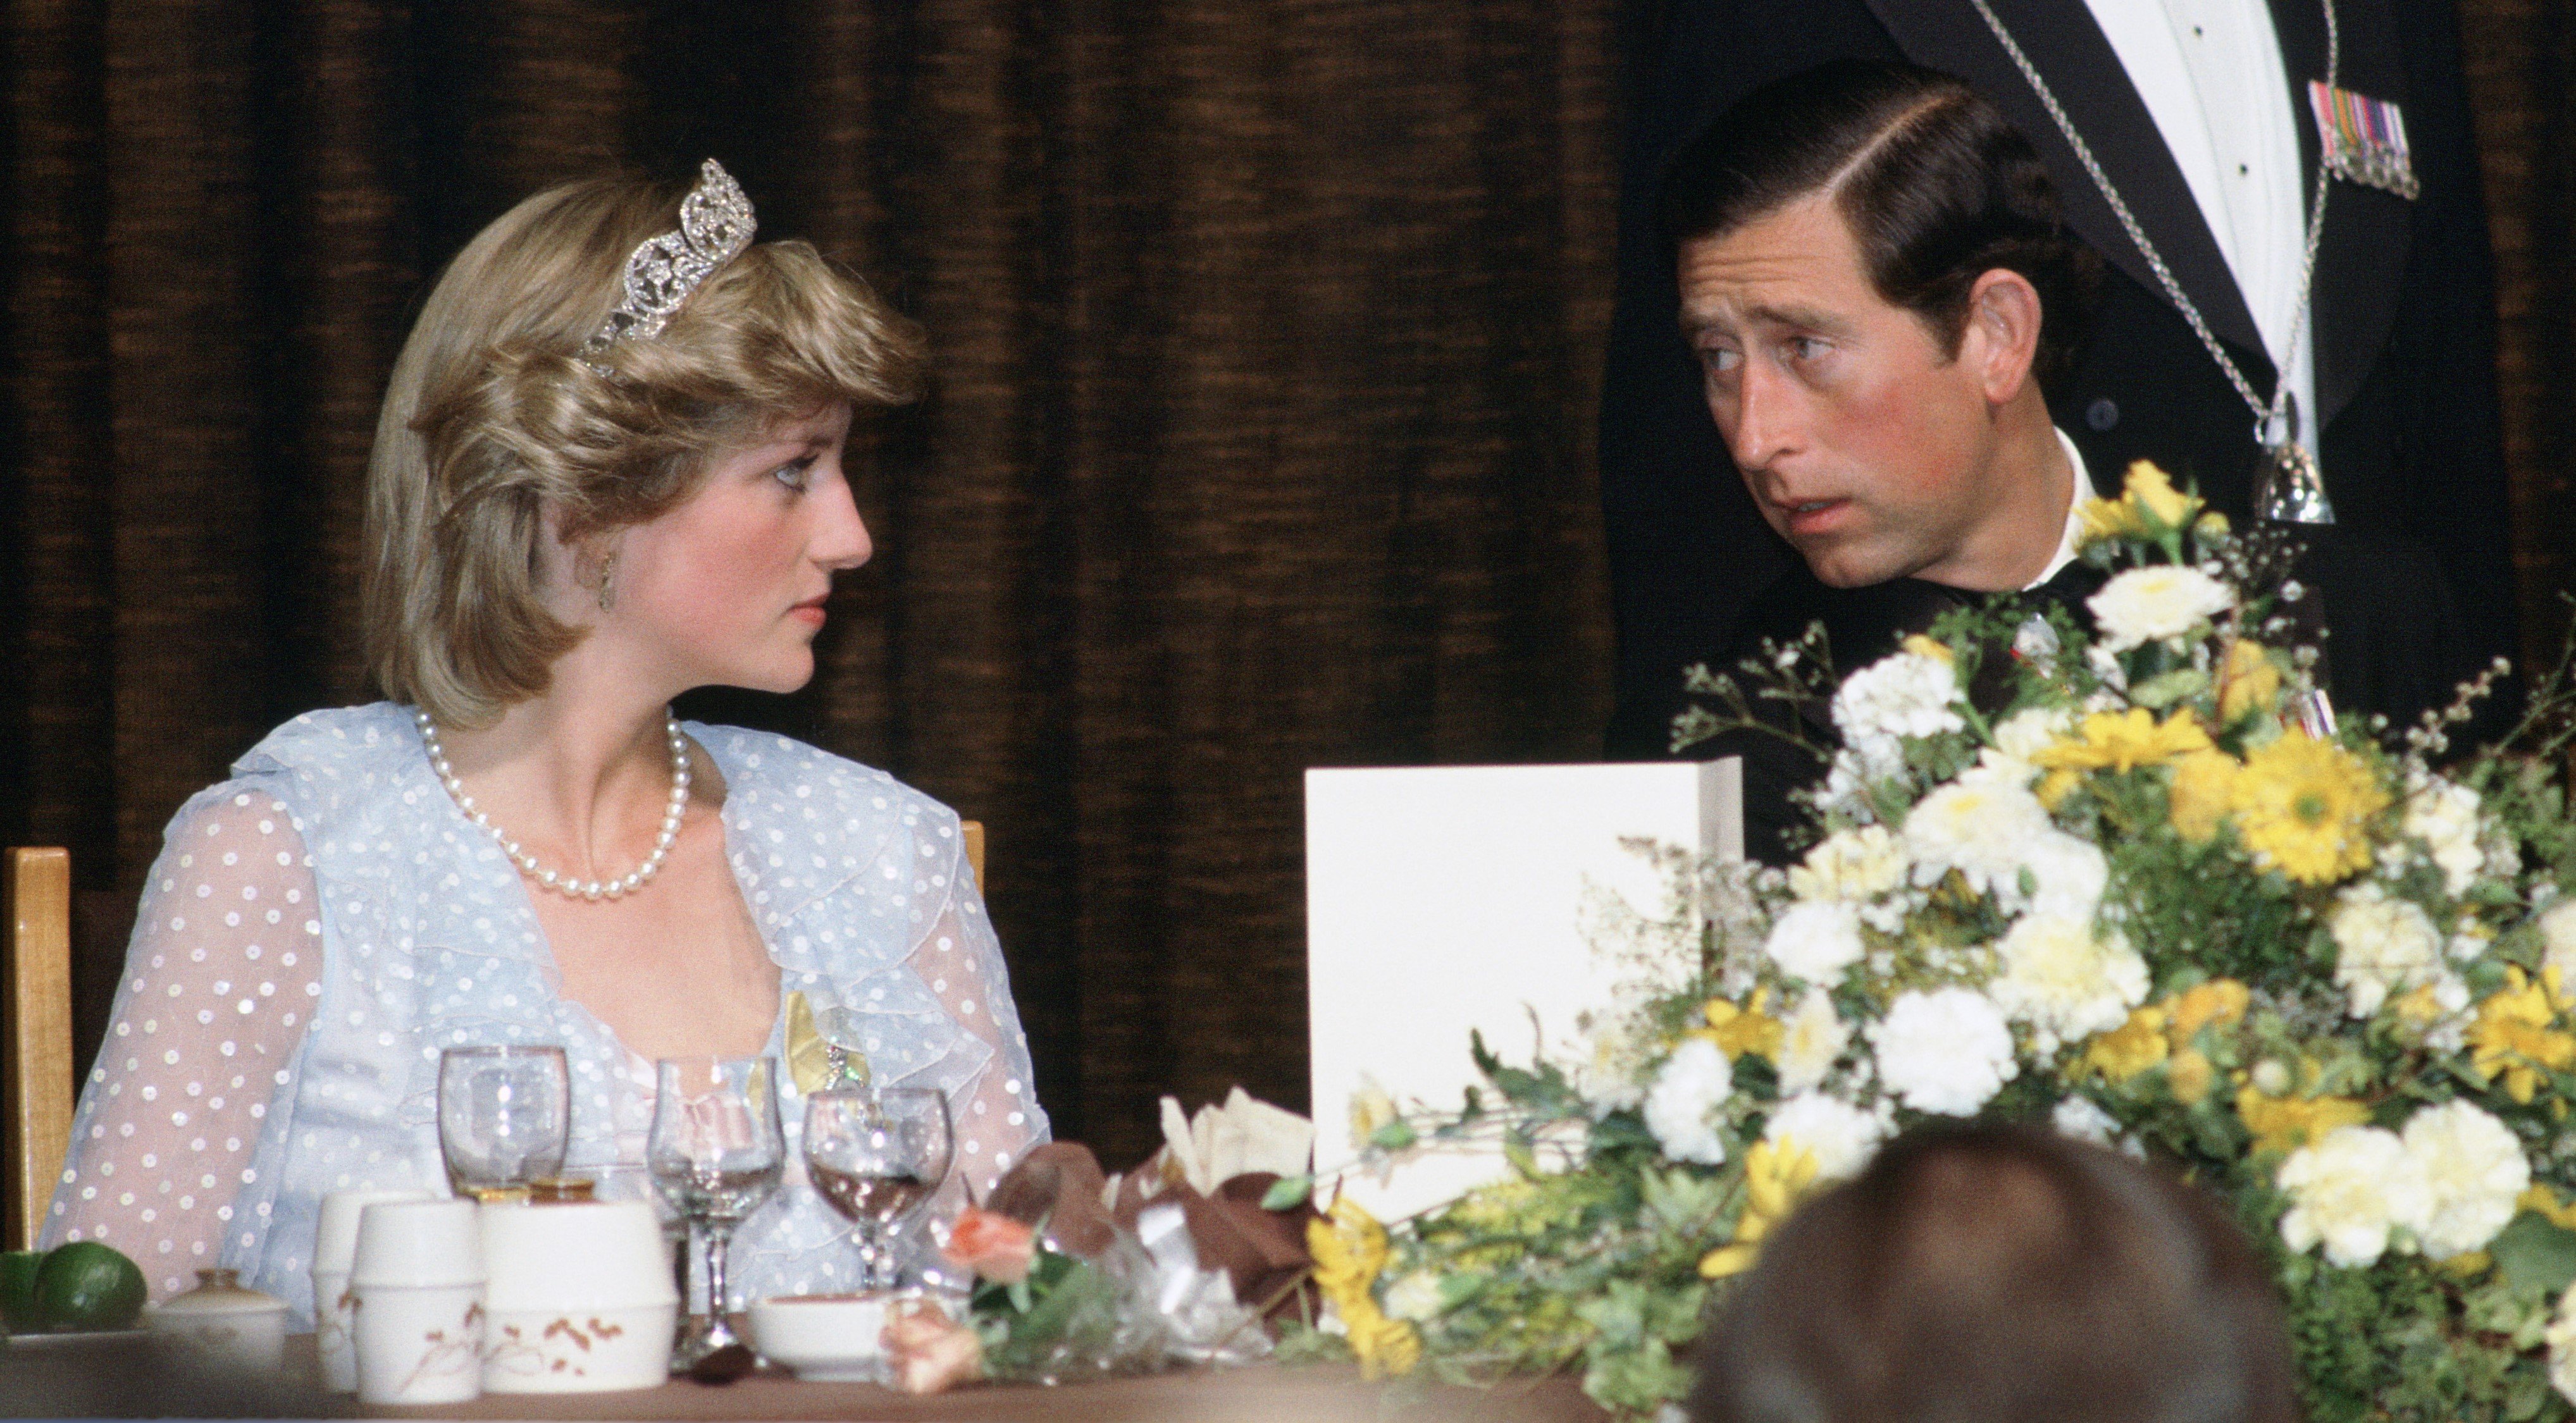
[2081,0,2319,450]
[2028,426,2091,591]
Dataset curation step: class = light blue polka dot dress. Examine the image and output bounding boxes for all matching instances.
[46,703,1048,1327]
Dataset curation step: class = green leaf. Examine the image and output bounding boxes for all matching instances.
[1370,1119,1420,1152]
[2131,668,2210,709]
[2489,1211,2576,1300]
[1503,1135,1541,1180]
[1437,1272,1489,1310]
[1260,1174,1313,1210]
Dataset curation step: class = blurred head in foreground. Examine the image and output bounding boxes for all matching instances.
[1688,1123,2299,1423]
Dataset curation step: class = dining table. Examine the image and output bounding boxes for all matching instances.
[347,1334,1607,1423]
[3,1317,1613,1420]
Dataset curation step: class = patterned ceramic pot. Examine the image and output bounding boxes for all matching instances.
[478,1200,679,1393]
[480,1303,677,1393]
[143,1269,290,1374]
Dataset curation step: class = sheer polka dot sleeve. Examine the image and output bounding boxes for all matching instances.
[42,785,322,1300]
[911,853,1049,1204]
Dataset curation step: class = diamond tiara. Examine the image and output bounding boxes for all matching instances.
[577,158,757,366]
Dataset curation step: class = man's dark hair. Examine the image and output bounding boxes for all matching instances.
[1687,1123,2299,1423]
[1660,59,2101,385]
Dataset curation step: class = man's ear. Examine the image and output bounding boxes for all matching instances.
[1961,268,2044,406]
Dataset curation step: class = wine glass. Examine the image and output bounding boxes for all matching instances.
[803,1087,954,1291]
[648,1056,785,1368]
[437,1045,570,1202]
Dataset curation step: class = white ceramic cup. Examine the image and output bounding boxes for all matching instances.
[351,1198,485,1405]
[311,1188,433,1391]
[352,1283,486,1405]
[478,1200,679,1393]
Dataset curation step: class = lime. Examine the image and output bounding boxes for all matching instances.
[32,1241,145,1331]
[0,1250,40,1332]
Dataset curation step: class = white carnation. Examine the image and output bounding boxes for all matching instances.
[2449,915,2495,965]
[1382,1271,1446,1322]
[2539,899,2576,991]
[2401,1100,2529,1260]
[2548,1281,2576,1407]
[1762,1093,1892,1182]
[1817,749,1877,818]
[2051,1093,2121,1145]
[1902,777,2054,900]
[1831,650,1965,750]
[1870,988,2017,1117]
[1986,914,2149,1052]
[1572,1007,1652,1114]
[2277,1125,2434,1267]
[1764,900,1868,989]
[2404,773,2487,897]
[1642,1037,1733,1166]
[2019,830,2110,922]
[1951,706,2072,796]
[2087,565,2235,653]
[1954,745,2040,792]
[1787,825,1908,904]
[1774,987,1850,1095]
[1992,705,2074,761]
[2329,883,2446,1018]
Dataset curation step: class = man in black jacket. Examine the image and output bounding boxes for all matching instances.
[1654,61,2114,864]
[1603,0,2514,768]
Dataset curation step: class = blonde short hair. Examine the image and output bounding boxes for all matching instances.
[362,173,925,727]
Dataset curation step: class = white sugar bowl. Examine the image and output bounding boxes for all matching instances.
[144,1269,291,1374]
[478,1200,678,1393]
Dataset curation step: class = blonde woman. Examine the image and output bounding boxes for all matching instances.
[45,163,1047,1320]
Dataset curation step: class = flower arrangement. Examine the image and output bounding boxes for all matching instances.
[1295,463,2576,1420]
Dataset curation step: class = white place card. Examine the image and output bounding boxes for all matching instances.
[1304,759,1741,1221]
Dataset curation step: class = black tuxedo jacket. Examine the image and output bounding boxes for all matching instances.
[1601,0,2516,760]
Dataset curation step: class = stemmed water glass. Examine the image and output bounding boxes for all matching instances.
[803,1087,955,1291]
[648,1056,785,1368]
[437,1045,571,1202]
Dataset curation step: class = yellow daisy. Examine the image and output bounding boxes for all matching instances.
[2234,1087,2372,1155]
[2468,967,2576,1105]
[2216,639,2282,723]
[2167,748,2242,844]
[2229,730,2388,884]
[2033,707,2213,775]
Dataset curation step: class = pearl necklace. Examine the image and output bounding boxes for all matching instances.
[413,708,691,901]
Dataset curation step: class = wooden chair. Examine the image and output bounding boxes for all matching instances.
[962,820,986,893]
[4,847,72,1252]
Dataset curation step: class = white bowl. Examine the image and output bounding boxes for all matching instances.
[480,1200,676,1312]
[747,1292,925,1383]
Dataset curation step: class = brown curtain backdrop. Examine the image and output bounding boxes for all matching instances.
[2463,0,2576,670]
[0,0,2566,1168]
[1,0,1623,1164]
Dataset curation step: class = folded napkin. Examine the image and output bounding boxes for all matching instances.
[1149,1087,1315,1196]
